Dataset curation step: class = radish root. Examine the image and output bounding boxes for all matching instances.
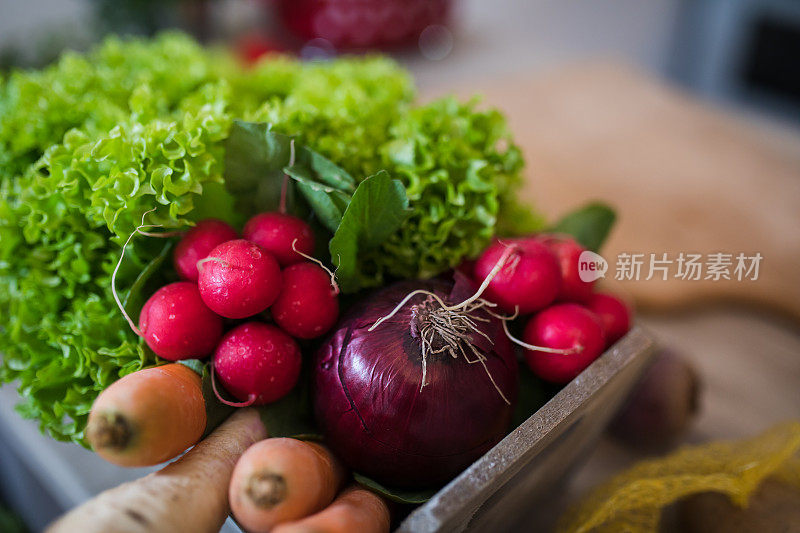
[210,363,257,408]
[291,238,340,295]
[112,208,178,338]
[369,240,583,402]
[196,256,231,273]
[500,310,581,355]
[369,243,520,403]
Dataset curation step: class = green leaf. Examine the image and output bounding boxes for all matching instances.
[283,145,356,232]
[0,502,27,533]
[296,183,351,233]
[288,146,356,191]
[225,120,359,233]
[224,121,296,217]
[257,361,316,438]
[257,383,317,439]
[122,240,173,319]
[0,38,418,446]
[550,202,616,252]
[329,171,410,292]
[178,358,205,376]
[353,472,438,504]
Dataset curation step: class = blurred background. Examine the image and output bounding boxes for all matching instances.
[2,0,800,125]
[1,1,799,532]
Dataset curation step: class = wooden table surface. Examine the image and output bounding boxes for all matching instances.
[426,64,800,529]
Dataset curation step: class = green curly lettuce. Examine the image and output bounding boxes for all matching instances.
[0,32,540,445]
[376,97,541,280]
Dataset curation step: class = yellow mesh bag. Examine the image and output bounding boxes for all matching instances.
[558,421,800,533]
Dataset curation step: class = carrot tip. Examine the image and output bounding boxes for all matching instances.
[246,471,288,509]
[87,412,133,451]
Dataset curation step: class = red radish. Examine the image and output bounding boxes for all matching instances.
[473,238,561,314]
[198,239,282,319]
[538,235,594,302]
[585,292,633,346]
[523,303,606,383]
[272,262,339,339]
[173,219,238,282]
[214,322,302,406]
[243,212,315,267]
[138,282,223,360]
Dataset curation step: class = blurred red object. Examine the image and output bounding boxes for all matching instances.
[273,0,453,51]
[236,32,287,65]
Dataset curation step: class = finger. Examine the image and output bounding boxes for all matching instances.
[47,408,266,533]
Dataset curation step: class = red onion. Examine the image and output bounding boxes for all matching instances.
[313,276,518,488]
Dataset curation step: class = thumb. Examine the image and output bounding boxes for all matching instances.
[48,409,266,533]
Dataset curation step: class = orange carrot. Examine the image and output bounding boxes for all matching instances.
[86,363,206,467]
[229,438,347,533]
[48,408,266,533]
[272,486,390,533]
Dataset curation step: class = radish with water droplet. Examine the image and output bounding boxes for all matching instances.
[585,292,633,346]
[473,238,561,314]
[523,303,606,383]
[173,219,238,282]
[272,262,339,339]
[243,212,315,267]
[214,322,302,406]
[198,239,282,319]
[138,282,223,360]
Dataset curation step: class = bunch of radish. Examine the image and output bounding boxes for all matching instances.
[472,234,633,383]
[88,211,340,468]
[146,212,338,407]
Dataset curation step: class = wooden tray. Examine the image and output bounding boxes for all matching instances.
[398,326,657,532]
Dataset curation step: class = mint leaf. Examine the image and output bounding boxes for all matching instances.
[284,147,356,232]
[288,146,356,191]
[329,171,410,292]
[224,121,296,217]
[550,202,616,252]
[225,120,359,233]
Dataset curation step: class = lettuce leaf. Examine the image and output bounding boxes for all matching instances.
[0,33,540,446]
[0,35,416,445]
[377,97,538,279]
